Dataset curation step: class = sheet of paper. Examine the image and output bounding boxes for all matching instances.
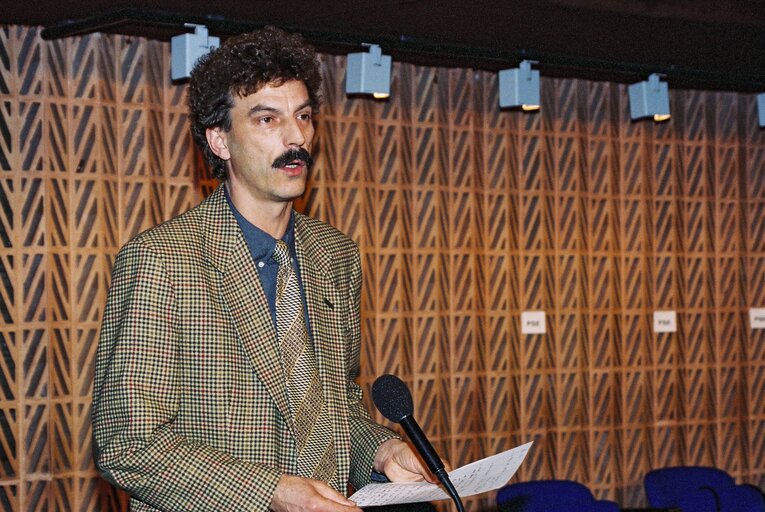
[349,441,533,507]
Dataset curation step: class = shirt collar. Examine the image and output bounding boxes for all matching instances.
[223,184,295,262]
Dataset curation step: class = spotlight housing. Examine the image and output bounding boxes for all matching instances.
[629,73,671,122]
[170,24,219,81]
[757,93,765,128]
[498,60,540,111]
[345,44,392,99]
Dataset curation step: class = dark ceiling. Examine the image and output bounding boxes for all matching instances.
[4,0,765,91]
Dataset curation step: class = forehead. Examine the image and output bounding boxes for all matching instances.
[234,80,311,109]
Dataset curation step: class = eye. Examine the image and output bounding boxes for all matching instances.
[258,116,274,124]
[297,111,312,122]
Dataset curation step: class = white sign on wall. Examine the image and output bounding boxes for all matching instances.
[750,308,765,329]
[653,310,677,333]
[521,311,546,335]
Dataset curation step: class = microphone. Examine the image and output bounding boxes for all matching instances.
[372,374,464,512]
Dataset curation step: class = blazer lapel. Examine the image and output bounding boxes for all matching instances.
[294,216,350,484]
[200,186,291,423]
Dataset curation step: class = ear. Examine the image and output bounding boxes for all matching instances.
[206,127,231,160]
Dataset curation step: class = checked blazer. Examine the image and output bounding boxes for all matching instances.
[92,185,396,511]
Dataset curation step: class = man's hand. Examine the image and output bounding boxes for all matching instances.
[270,474,360,512]
[373,439,448,484]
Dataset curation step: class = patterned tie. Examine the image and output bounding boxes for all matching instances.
[272,240,337,487]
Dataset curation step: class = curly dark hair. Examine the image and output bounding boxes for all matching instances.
[187,26,322,180]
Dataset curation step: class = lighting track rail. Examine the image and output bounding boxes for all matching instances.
[41,7,765,92]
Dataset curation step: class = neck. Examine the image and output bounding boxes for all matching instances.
[225,183,292,239]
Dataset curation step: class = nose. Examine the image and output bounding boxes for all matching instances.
[284,117,309,148]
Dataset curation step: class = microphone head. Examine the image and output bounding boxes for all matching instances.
[372,374,414,423]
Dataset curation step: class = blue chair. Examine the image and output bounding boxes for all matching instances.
[496,480,620,512]
[644,466,765,512]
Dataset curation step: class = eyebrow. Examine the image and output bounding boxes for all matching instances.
[248,100,314,117]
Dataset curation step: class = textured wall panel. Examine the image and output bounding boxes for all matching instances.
[1,25,764,510]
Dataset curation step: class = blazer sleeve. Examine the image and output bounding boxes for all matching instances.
[343,244,400,490]
[92,237,281,511]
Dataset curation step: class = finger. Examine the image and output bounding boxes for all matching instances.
[317,495,361,511]
[314,485,357,506]
[384,463,429,483]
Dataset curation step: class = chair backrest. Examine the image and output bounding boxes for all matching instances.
[496,480,619,512]
[645,466,735,507]
[644,466,765,512]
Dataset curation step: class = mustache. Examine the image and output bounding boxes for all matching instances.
[272,148,314,169]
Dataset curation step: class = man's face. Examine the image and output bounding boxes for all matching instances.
[209,80,315,208]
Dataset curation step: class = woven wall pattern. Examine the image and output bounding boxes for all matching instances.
[1,26,764,510]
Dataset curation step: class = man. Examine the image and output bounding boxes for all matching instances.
[92,27,433,511]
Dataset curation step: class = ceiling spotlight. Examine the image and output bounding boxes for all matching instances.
[170,24,219,81]
[629,73,670,122]
[498,60,540,111]
[345,44,392,99]
[757,93,765,128]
